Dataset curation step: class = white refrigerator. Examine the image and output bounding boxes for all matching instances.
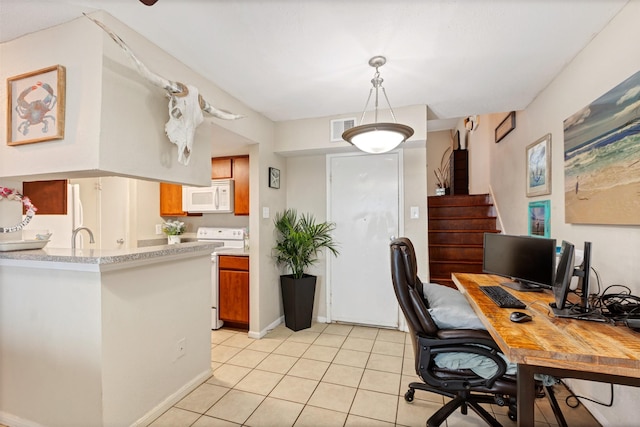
[23,184,84,248]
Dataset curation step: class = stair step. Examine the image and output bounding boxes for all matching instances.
[429,244,484,261]
[428,230,498,245]
[429,261,484,276]
[428,194,492,207]
[428,205,496,218]
[429,217,498,230]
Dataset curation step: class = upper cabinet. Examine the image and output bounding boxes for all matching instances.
[232,156,250,216]
[159,183,187,217]
[212,156,249,216]
[22,180,68,215]
[211,158,233,179]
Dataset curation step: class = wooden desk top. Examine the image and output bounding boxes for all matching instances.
[452,273,640,379]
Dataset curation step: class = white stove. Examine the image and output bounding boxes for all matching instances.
[197,227,245,329]
[197,227,245,247]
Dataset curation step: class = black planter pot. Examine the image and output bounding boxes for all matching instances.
[280,274,316,331]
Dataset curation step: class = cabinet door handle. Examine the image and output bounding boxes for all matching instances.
[116,238,124,244]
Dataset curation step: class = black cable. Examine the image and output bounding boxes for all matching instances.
[561,380,614,409]
[591,266,602,296]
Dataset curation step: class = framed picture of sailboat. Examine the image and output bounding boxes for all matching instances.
[564,70,640,225]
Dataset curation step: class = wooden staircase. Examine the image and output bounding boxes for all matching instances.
[427,194,499,288]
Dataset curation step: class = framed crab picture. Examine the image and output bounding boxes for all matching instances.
[7,65,66,146]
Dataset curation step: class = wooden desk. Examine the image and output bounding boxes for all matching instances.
[452,273,640,426]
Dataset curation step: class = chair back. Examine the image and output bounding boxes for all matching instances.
[390,238,440,365]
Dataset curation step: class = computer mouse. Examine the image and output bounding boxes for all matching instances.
[510,311,533,323]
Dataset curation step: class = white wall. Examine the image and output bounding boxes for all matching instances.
[0,254,212,427]
[274,105,428,155]
[0,12,265,187]
[487,2,640,424]
[0,267,103,427]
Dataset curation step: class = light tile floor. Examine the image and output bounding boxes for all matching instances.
[150,323,601,427]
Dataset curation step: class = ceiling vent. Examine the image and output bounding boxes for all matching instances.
[330,118,356,142]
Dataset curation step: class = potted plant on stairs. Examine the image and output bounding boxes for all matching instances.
[273,209,339,331]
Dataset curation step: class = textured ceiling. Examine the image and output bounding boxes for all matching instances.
[0,0,629,131]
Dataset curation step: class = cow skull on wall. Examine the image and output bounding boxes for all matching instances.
[85,15,244,165]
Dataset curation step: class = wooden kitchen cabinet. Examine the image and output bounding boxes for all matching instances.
[211,155,250,216]
[22,180,67,215]
[160,183,203,217]
[218,255,249,327]
[211,158,233,179]
[232,156,250,216]
[159,182,186,216]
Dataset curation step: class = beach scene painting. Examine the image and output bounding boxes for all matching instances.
[564,70,640,225]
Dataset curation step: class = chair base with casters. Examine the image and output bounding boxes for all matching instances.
[404,380,517,427]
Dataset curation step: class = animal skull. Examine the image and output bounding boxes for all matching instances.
[85,15,243,165]
[165,85,203,165]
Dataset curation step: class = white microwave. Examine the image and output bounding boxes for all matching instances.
[183,180,234,213]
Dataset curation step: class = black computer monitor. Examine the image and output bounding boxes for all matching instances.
[574,241,592,312]
[551,240,597,318]
[552,240,575,310]
[482,233,557,291]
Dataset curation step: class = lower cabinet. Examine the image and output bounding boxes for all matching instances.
[218,255,249,327]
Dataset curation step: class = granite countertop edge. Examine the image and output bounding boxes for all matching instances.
[0,242,221,265]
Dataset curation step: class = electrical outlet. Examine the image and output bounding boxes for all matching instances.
[155,224,162,235]
[176,338,186,358]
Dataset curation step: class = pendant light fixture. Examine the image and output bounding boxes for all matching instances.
[342,56,414,153]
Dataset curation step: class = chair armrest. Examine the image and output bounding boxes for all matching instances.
[436,329,502,352]
[415,333,509,389]
[436,328,493,341]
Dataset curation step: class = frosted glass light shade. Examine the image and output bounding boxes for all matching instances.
[342,123,414,154]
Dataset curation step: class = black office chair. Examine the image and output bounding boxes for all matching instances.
[390,237,565,427]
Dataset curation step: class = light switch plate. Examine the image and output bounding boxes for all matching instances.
[410,206,419,219]
[262,207,270,218]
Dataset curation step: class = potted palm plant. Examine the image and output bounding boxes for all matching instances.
[273,209,339,331]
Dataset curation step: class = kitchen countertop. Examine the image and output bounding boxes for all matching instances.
[215,247,249,256]
[0,241,222,271]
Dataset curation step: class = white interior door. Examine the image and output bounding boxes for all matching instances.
[328,151,402,328]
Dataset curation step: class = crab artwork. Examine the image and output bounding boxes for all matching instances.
[15,81,58,136]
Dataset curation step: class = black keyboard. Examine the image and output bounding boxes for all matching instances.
[480,286,526,309]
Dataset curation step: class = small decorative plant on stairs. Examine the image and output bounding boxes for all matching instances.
[273,209,339,330]
[435,146,452,195]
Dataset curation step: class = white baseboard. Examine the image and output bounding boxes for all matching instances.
[131,369,212,427]
[248,316,284,339]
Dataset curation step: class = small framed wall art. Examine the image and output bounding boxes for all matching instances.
[7,65,66,146]
[495,111,516,143]
[526,133,552,197]
[528,200,550,238]
[268,167,280,189]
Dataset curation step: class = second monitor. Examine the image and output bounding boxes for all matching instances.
[483,233,557,291]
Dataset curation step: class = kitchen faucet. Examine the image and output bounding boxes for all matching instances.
[71,226,95,249]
